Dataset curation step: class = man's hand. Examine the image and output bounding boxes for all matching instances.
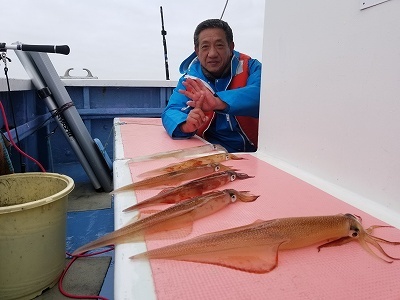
[179,78,227,112]
[179,94,209,133]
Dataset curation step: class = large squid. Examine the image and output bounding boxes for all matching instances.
[138,152,243,177]
[131,214,400,273]
[123,170,254,212]
[72,189,258,256]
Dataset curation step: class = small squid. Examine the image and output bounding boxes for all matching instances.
[123,170,254,212]
[72,189,258,256]
[126,144,227,163]
[131,214,400,273]
[111,163,232,193]
[138,152,244,177]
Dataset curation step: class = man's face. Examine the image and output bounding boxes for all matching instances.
[195,28,234,77]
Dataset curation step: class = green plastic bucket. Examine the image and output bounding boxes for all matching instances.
[0,172,74,300]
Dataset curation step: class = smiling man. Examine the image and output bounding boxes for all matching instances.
[162,19,262,152]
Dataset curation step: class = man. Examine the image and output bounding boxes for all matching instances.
[162,19,262,152]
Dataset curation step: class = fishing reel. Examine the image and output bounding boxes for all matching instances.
[0,42,8,53]
[0,44,12,71]
[0,52,12,76]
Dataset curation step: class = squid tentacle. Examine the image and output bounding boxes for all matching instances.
[234,190,259,202]
[361,226,400,262]
[367,234,400,246]
[359,235,395,263]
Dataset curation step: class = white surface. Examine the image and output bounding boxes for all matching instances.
[259,0,400,217]
[113,119,157,300]
[253,151,400,229]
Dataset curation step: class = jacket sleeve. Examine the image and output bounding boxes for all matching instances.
[161,77,196,139]
[216,58,262,118]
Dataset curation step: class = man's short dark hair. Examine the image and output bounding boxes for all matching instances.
[194,19,234,47]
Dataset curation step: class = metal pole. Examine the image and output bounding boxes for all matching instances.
[160,6,170,80]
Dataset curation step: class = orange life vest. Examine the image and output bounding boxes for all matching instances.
[196,53,259,148]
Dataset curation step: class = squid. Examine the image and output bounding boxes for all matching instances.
[131,214,400,273]
[123,170,254,212]
[138,153,243,177]
[126,144,227,163]
[72,189,258,256]
[111,163,232,193]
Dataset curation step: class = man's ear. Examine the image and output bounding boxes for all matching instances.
[230,42,235,51]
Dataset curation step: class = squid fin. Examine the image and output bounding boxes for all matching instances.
[143,211,195,240]
[122,211,141,226]
[123,185,204,212]
[126,144,227,163]
[133,241,285,274]
[72,229,145,256]
[137,168,167,178]
[123,209,164,226]
[110,183,135,194]
[171,243,283,273]
[139,209,162,216]
[126,149,182,163]
[123,201,169,212]
[196,219,268,239]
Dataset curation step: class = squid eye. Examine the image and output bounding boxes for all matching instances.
[230,194,237,202]
[230,174,236,181]
[349,228,359,238]
[214,165,220,171]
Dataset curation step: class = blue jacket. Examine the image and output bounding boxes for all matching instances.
[161,50,262,152]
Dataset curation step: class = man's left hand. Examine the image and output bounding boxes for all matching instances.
[179,78,227,112]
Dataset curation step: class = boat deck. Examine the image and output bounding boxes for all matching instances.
[37,162,115,299]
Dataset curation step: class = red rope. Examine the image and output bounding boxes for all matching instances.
[0,100,46,172]
[58,247,114,300]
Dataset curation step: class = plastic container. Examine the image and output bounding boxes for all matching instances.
[0,172,74,300]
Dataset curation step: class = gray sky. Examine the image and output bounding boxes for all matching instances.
[1,0,265,81]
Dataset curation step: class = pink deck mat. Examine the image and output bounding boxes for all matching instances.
[118,118,400,300]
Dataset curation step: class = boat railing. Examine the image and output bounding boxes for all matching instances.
[0,77,177,173]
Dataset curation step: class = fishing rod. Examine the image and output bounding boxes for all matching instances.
[160,6,170,80]
[220,0,229,19]
[0,41,70,172]
[0,42,70,55]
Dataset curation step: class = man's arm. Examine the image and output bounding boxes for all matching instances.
[216,58,262,117]
[178,58,262,117]
[161,78,208,137]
